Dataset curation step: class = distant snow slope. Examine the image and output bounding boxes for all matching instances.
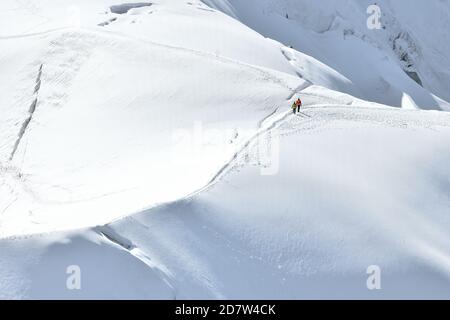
[203,0,450,110]
[1,0,450,299]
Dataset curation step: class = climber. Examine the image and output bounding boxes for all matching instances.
[296,97,302,113]
[292,100,297,114]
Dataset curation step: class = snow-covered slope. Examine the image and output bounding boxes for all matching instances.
[203,0,450,110]
[103,92,450,299]
[0,0,304,235]
[3,88,450,299]
[1,0,450,299]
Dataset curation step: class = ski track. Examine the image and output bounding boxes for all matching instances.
[0,27,73,40]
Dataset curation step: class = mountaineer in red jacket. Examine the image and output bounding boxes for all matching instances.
[296,97,302,113]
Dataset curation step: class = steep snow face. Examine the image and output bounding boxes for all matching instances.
[203,0,450,110]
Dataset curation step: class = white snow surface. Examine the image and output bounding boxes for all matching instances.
[204,0,450,110]
[1,0,450,299]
